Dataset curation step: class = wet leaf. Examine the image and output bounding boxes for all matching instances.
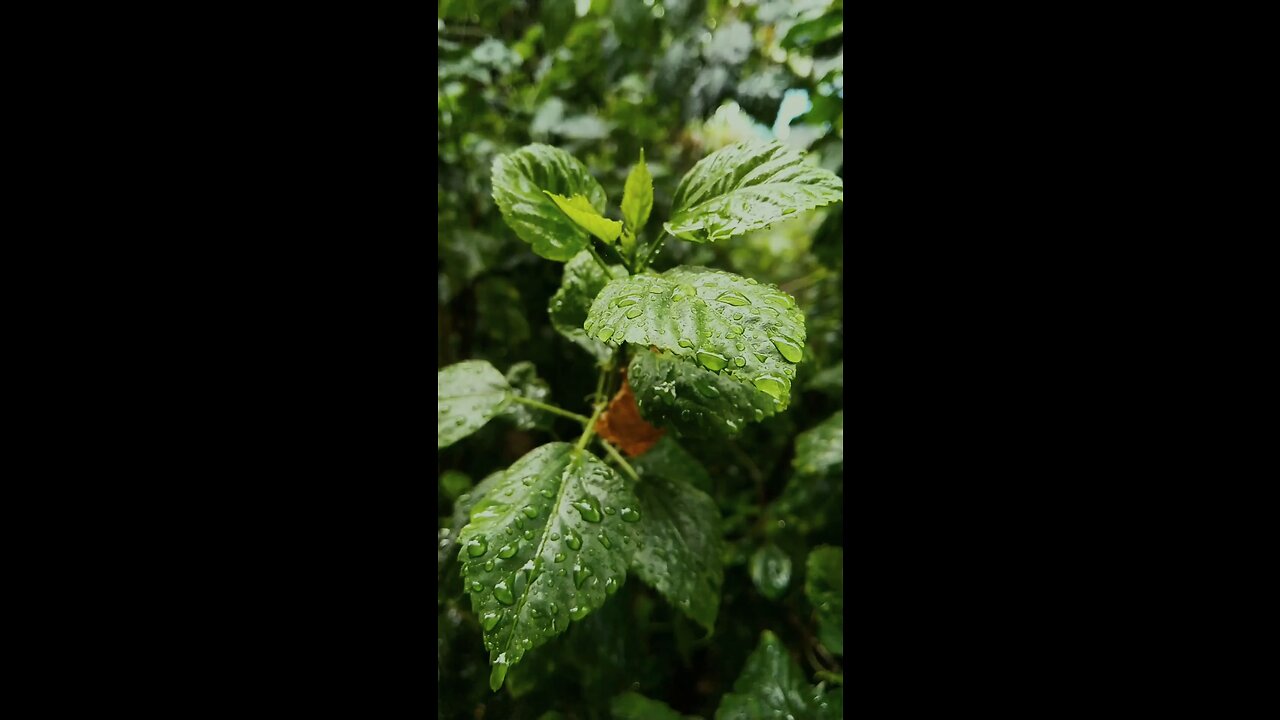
[549,250,628,360]
[805,546,843,656]
[492,144,608,261]
[438,360,511,448]
[715,630,842,720]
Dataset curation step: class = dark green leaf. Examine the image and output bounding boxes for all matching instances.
[715,630,841,720]
[631,444,724,631]
[664,141,844,244]
[457,443,640,690]
[781,14,843,50]
[793,410,843,477]
[585,265,807,410]
[549,250,628,360]
[805,361,843,397]
[632,436,711,492]
[441,470,473,501]
[749,543,792,600]
[805,546,843,655]
[628,350,779,438]
[439,360,511,448]
[501,361,553,430]
[492,144,608,261]
[612,692,700,720]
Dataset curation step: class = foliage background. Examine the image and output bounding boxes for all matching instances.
[438,0,843,717]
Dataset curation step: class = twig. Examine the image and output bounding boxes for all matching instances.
[509,396,590,424]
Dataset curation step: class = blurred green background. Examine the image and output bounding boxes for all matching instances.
[439,1,843,717]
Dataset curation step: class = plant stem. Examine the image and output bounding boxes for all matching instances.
[637,232,667,271]
[586,244,612,275]
[575,402,606,452]
[598,439,640,482]
[509,396,590,424]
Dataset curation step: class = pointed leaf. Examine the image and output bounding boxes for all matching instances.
[544,191,623,244]
[631,442,724,631]
[621,148,653,237]
[457,443,639,690]
[612,692,701,720]
[585,266,807,410]
[793,410,843,477]
[491,144,608,261]
[549,250,627,361]
[749,543,792,600]
[805,546,844,656]
[665,141,844,243]
[438,360,511,448]
[715,631,842,720]
[629,350,780,438]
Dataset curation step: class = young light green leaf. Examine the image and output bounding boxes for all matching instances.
[439,360,511,448]
[500,361,553,430]
[543,191,624,244]
[793,410,843,477]
[549,250,628,361]
[715,630,842,720]
[621,148,653,237]
[749,543,792,600]
[612,692,701,720]
[665,140,843,243]
[585,265,807,409]
[631,442,724,632]
[805,546,843,656]
[491,144,608,261]
[629,350,779,438]
[457,443,639,691]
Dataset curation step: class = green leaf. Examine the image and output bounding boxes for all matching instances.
[492,144,608,261]
[629,350,780,438]
[715,631,842,720]
[500,361,553,430]
[781,13,843,50]
[749,543,792,600]
[621,148,653,237]
[457,442,640,691]
[805,546,843,656]
[632,436,711,492]
[440,470,506,575]
[549,250,628,361]
[631,443,724,632]
[805,360,843,398]
[438,360,511,448]
[440,470,473,501]
[612,692,701,720]
[544,191,623,244]
[585,265,807,410]
[664,141,844,244]
[793,410,843,477]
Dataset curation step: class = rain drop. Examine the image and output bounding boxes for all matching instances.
[566,530,583,550]
[733,356,746,367]
[484,560,495,571]
[771,335,803,363]
[466,537,488,557]
[573,564,593,588]
[522,506,539,519]
[498,544,517,559]
[716,291,750,306]
[470,580,483,592]
[554,552,566,563]
[604,506,616,515]
[598,532,612,549]
[620,507,641,522]
[625,306,642,319]
[605,577,619,595]
[696,350,728,371]
[494,579,515,605]
[482,611,502,631]
[678,338,694,349]
[572,498,603,523]
[570,605,590,620]
[753,374,786,399]
[597,326,615,342]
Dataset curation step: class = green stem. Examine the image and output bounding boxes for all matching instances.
[586,244,612,275]
[509,396,590,424]
[637,232,667,271]
[598,439,640,482]
[575,402,606,452]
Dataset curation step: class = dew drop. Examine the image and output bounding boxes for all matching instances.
[523,530,534,540]
[515,517,525,530]
[620,507,641,522]
[550,532,560,540]
[604,506,616,515]
[753,374,786,399]
[573,563,593,588]
[771,335,803,363]
[522,506,539,519]
[696,350,728,371]
[616,296,640,307]
[494,579,515,605]
[572,498,603,523]
[733,356,746,367]
[695,380,721,398]
[498,543,517,559]
[648,285,664,294]
[753,408,765,421]
[540,489,555,499]
[596,326,615,342]
[566,530,583,550]
[625,306,643,319]
[598,532,612,549]
[716,290,750,306]
[484,560,495,571]
[520,476,533,486]
[570,605,590,620]
[554,552,566,563]
[549,603,558,615]
[677,337,694,349]
[482,611,502,631]
[470,580,483,592]
[605,577,619,595]
[505,527,515,536]
[466,537,488,557]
